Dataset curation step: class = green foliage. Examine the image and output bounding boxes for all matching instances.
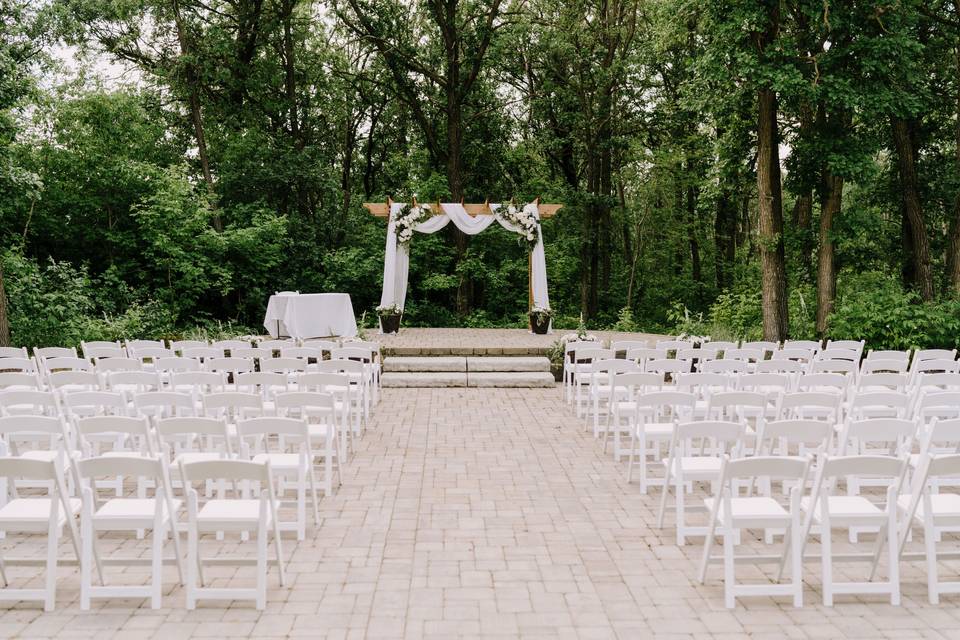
[828,272,960,350]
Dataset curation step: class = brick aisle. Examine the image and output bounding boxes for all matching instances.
[1,387,957,638]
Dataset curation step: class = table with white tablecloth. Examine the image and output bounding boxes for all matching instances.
[262,293,358,339]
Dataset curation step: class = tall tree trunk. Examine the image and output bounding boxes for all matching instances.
[792,102,815,279]
[947,33,960,293]
[714,186,736,289]
[171,0,221,231]
[756,87,790,340]
[0,262,9,348]
[686,179,703,294]
[815,170,843,335]
[891,115,934,300]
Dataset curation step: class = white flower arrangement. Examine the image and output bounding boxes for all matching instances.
[394,202,431,246]
[496,200,540,250]
[376,303,402,315]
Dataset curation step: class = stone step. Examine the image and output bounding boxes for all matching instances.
[381,370,556,388]
[467,356,551,372]
[382,356,466,372]
[383,355,552,373]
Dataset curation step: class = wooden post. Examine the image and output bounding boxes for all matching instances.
[528,251,533,329]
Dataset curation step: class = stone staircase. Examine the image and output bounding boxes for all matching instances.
[381,356,555,388]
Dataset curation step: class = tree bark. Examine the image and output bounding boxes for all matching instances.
[815,169,843,335]
[0,261,9,348]
[947,32,960,293]
[757,87,790,340]
[171,0,221,231]
[891,115,934,300]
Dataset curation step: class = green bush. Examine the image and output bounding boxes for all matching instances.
[828,272,960,350]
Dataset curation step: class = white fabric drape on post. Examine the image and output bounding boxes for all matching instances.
[378,202,551,329]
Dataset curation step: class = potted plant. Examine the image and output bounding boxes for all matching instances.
[377,304,403,334]
[528,306,552,335]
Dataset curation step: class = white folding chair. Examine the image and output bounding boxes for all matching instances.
[77,455,184,609]
[777,391,842,424]
[785,339,824,353]
[824,339,863,357]
[570,347,614,416]
[0,358,36,374]
[587,359,639,436]
[180,459,285,610]
[39,357,91,374]
[0,390,59,417]
[605,372,663,460]
[315,359,369,431]
[699,359,751,376]
[210,340,252,357]
[95,358,143,375]
[81,341,122,359]
[274,392,342,497]
[895,453,960,603]
[698,455,810,608]
[0,455,81,611]
[773,348,815,364]
[237,417,319,541]
[297,372,354,455]
[755,359,806,375]
[624,347,667,373]
[657,420,746,544]
[236,372,290,412]
[134,391,196,421]
[675,372,733,418]
[848,391,911,420]
[626,391,696,493]
[170,340,209,355]
[798,455,906,605]
[643,358,691,383]
[741,340,777,360]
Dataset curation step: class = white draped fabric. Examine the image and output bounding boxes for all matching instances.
[379,202,551,327]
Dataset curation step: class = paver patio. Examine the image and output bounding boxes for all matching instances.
[1,387,958,639]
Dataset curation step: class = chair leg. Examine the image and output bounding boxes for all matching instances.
[256,524,267,610]
[44,520,59,612]
[790,520,802,608]
[151,521,164,609]
[296,468,306,541]
[80,514,92,610]
[723,524,736,609]
[626,430,636,483]
[656,475,670,529]
[676,479,685,546]
[887,511,900,606]
[925,522,939,605]
[821,523,833,606]
[186,524,198,609]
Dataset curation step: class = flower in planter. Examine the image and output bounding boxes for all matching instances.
[376,304,403,316]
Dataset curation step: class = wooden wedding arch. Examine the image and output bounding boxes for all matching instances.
[363,198,563,315]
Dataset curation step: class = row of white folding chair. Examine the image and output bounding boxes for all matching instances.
[696,446,960,609]
[0,454,289,611]
[38,365,370,431]
[0,409,339,537]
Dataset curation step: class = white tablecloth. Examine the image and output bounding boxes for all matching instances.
[263,293,357,339]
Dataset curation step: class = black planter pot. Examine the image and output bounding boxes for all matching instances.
[380,313,402,334]
[530,314,550,335]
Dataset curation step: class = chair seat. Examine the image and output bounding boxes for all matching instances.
[639,422,673,437]
[666,456,723,478]
[899,493,960,520]
[251,453,302,470]
[173,452,224,466]
[307,424,336,439]
[0,498,81,525]
[801,495,885,522]
[95,498,182,522]
[703,496,791,526]
[197,499,270,525]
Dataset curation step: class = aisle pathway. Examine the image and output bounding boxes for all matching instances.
[1,388,956,639]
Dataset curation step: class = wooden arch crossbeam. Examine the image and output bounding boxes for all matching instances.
[363,198,562,218]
